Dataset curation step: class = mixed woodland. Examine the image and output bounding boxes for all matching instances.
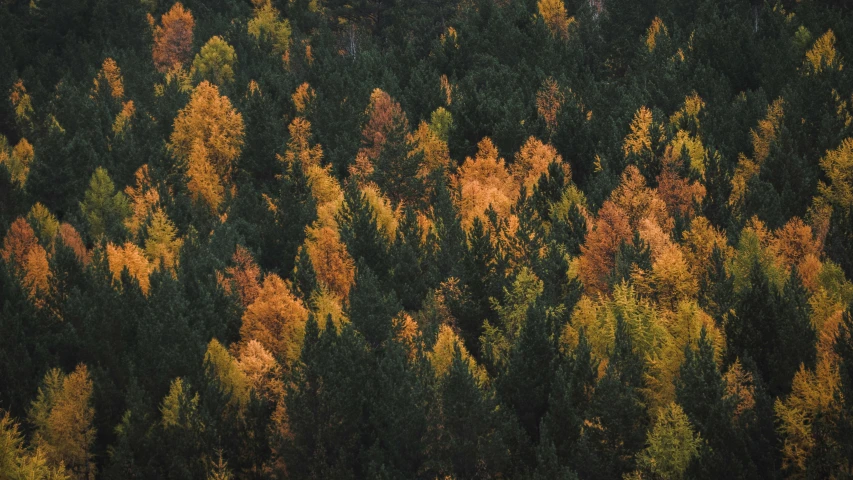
[3,0,853,478]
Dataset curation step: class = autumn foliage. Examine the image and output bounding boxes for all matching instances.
[153,3,195,73]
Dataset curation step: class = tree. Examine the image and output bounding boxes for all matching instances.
[454,138,518,231]
[29,365,96,479]
[193,36,236,86]
[578,316,649,480]
[538,0,573,40]
[144,208,182,273]
[633,402,702,480]
[357,89,422,205]
[499,304,556,444]
[79,167,131,240]
[347,260,402,349]
[169,81,244,211]
[240,273,309,366]
[153,2,195,73]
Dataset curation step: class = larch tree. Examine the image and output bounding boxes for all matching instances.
[578,200,632,295]
[538,0,573,40]
[169,81,244,211]
[143,208,182,273]
[633,402,702,480]
[29,365,96,480]
[240,273,309,367]
[106,241,152,294]
[192,36,237,86]
[454,137,518,231]
[79,167,131,240]
[153,2,195,73]
[512,137,565,195]
[124,165,160,238]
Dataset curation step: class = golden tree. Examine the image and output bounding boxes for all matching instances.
[29,365,96,479]
[818,138,853,211]
[730,98,785,212]
[303,226,356,300]
[153,2,195,73]
[1,217,50,301]
[204,339,250,409]
[537,0,573,40]
[170,81,244,210]
[454,137,517,230]
[4,138,35,187]
[804,30,843,75]
[429,324,487,384]
[217,245,261,307]
[9,79,34,125]
[512,136,565,194]
[536,77,564,135]
[645,17,668,52]
[240,274,309,366]
[59,223,90,265]
[578,200,632,294]
[292,82,315,114]
[124,165,160,237]
[92,58,124,99]
[144,208,183,273]
[106,242,152,294]
[360,88,410,163]
[283,117,323,168]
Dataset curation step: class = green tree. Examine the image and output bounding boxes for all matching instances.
[79,167,131,241]
[192,36,237,86]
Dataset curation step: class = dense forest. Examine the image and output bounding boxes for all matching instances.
[2,0,853,478]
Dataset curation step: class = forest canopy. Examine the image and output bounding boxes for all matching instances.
[2,0,853,478]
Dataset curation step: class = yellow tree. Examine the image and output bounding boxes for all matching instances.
[302,226,356,300]
[3,138,35,187]
[248,2,291,61]
[124,165,160,237]
[512,136,565,194]
[454,137,517,231]
[804,30,843,75]
[106,242,152,294]
[240,274,309,366]
[633,402,702,480]
[153,2,195,73]
[537,0,573,40]
[29,365,96,479]
[170,81,244,210]
[729,98,785,214]
[91,58,124,99]
[144,208,183,273]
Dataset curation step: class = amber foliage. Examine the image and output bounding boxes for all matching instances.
[153,2,195,73]
[240,274,309,366]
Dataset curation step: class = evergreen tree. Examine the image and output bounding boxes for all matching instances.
[577,315,649,480]
[347,260,402,349]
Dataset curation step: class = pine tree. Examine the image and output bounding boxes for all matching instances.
[347,260,402,349]
[338,184,391,281]
[578,315,649,480]
[541,330,598,467]
[499,304,556,446]
[284,318,372,478]
[436,347,515,479]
